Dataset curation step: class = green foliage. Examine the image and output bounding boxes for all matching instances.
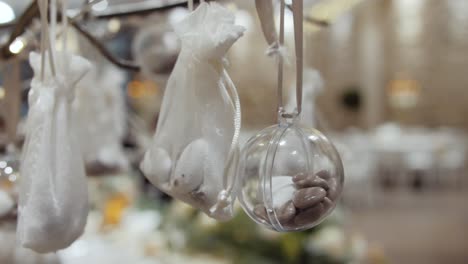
[160,203,350,264]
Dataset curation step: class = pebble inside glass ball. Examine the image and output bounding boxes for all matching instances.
[237,119,344,232]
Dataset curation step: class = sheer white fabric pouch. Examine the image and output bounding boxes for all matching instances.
[18,52,91,253]
[141,2,244,221]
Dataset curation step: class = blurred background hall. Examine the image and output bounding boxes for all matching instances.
[0,0,467,263]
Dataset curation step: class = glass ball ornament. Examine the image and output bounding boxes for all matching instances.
[132,17,181,83]
[237,115,344,232]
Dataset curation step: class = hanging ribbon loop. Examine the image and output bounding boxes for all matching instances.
[277,0,304,119]
[292,0,303,115]
[277,0,285,115]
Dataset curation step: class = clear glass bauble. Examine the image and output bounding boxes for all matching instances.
[237,115,344,232]
[132,20,180,83]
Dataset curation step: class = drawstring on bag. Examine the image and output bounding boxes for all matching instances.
[210,67,241,215]
[38,0,57,81]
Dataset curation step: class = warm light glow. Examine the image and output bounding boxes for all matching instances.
[102,193,130,227]
[127,80,159,99]
[387,78,421,109]
[387,79,421,95]
[0,1,15,24]
[108,18,121,33]
[9,38,25,54]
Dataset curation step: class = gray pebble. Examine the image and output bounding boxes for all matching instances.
[292,172,308,182]
[254,204,270,223]
[316,170,331,180]
[293,173,329,189]
[292,187,326,209]
[294,203,325,226]
[276,200,296,224]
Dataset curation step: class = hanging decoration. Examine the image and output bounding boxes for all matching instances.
[237,0,344,232]
[140,2,245,221]
[17,0,91,253]
[73,66,129,174]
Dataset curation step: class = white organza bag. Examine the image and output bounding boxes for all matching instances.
[141,2,244,220]
[18,0,91,252]
[17,0,91,253]
[18,51,91,253]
